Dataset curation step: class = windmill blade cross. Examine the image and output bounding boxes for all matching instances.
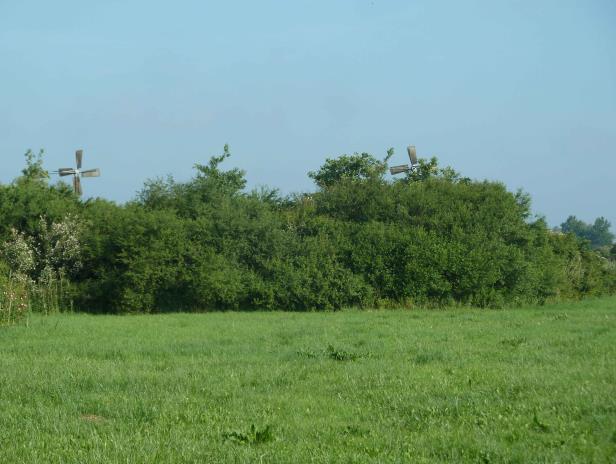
[52,149,101,196]
[390,144,421,176]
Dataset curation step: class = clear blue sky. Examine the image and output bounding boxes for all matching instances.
[1,0,614,228]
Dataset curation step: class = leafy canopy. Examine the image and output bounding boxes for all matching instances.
[561,215,614,248]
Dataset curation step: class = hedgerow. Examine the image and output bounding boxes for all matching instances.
[1,148,614,314]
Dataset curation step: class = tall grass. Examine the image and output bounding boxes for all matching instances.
[28,275,74,315]
[0,273,29,326]
[0,273,73,326]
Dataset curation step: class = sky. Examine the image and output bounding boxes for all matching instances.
[1,0,615,228]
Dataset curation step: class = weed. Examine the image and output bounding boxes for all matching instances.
[222,430,250,444]
[500,336,527,347]
[223,424,274,445]
[413,351,445,365]
[326,344,358,361]
[532,412,550,433]
[296,348,319,359]
[342,425,370,437]
[298,345,371,361]
[0,273,30,327]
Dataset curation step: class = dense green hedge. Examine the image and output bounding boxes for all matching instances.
[1,148,614,313]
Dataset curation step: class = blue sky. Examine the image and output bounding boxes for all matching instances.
[1,0,614,228]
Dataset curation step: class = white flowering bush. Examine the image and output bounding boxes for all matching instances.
[1,229,35,276]
[0,214,83,318]
[36,214,83,279]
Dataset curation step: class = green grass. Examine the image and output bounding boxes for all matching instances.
[1,298,615,463]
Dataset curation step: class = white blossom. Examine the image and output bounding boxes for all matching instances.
[1,228,35,276]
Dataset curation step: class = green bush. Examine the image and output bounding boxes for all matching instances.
[1,148,613,313]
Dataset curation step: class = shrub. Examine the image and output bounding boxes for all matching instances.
[2,148,614,313]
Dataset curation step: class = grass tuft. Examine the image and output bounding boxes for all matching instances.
[223,424,274,445]
[326,344,359,361]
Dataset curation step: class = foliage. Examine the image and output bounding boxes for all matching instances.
[1,229,35,276]
[560,215,614,248]
[1,212,83,316]
[222,424,274,445]
[2,216,82,281]
[20,149,49,183]
[0,151,78,240]
[404,155,468,183]
[308,150,392,188]
[1,148,615,313]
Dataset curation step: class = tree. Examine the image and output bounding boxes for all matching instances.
[0,151,79,239]
[19,149,49,184]
[136,145,247,218]
[590,217,614,248]
[561,216,614,248]
[308,151,392,189]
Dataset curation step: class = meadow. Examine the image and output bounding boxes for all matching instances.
[1,298,615,463]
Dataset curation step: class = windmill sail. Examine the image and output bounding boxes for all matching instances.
[76,150,83,169]
[390,165,410,175]
[73,176,82,196]
[81,168,100,178]
[58,168,75,176]
[407,145,418,165]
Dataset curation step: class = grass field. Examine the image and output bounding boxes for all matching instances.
[1,298,615,463]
